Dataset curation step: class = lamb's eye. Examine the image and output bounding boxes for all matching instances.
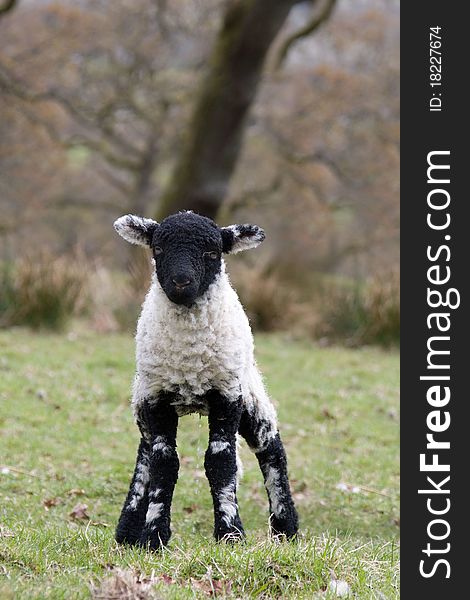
[204,251,218,260]
[154,246,163,256]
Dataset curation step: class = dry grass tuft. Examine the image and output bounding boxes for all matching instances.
[230,262,300,332]
[230,262,400,346]
[0,250,89,331]
[319,270,400,346]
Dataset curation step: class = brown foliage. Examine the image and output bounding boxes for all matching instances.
[1,0,399,342]
[0,251,89,330]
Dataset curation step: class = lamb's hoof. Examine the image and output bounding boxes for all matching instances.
[269,514,299,540]
[138,525,171,550]
[214,523,245,543]
[115,531,139,547]
[115,521,144,547]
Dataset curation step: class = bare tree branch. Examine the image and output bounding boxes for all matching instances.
[152,0,169,38]
[226,174,283,212]
[94,166,132,197]
[259,117,360,188]
[64,138,141,171]
[0,64,141,156]
[50,195,128,213]
[274,0,337,70]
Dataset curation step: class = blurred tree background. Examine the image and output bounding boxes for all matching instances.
[0,0,399,344]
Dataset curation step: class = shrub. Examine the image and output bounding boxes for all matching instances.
[319,271,400,346]
[0,262,16,323]
[361,270,400,346]
[229,262,300,332]
[0,252,89,331]
[228,262,399,346]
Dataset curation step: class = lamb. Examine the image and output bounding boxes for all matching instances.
[113,210,298,549]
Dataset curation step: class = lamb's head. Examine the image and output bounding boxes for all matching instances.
[114,211,265,307]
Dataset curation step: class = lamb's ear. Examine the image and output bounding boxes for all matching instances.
[220,224,265,254]
[113,214,159,246]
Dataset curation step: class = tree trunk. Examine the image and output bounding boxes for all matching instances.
[155,0,298,221]
[0,0,18,19]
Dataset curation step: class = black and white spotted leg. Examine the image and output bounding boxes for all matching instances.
[116,392,179,550]
[204,390,245,541]
[135,393,179,549]
[115,437,151,545]
[239,408,299,538]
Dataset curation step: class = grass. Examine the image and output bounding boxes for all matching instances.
[0,329,399,599]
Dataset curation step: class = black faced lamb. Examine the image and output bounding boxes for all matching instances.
[113,211,298,549]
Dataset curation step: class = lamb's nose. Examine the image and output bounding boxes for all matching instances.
[172,278,191,289]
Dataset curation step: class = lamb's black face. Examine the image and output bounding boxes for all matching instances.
[114,211,266,308]
[151,213,223,307]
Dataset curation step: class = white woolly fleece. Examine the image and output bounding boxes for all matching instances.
[132,262,277,435]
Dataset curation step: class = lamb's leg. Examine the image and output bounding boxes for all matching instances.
[239,406,299,538]
[204,390,245,541]
[115,437,151,545]
[137,393,180,549]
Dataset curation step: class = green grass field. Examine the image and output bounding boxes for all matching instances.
[0,329,399,599]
